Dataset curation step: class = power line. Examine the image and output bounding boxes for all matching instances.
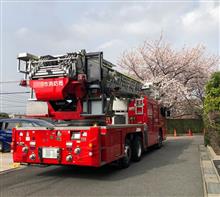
[1,94,29,98]
[1,94,28,99]
[2,106,26,108]
[1,97,26,101]
[1,104,26,107]
[1,100,27,104]
[0,91,30,95]
[1,99,28,104]
[1,101,27,104]
[1,96,27,100]
[0,81,20,84]
[1,102,26,106]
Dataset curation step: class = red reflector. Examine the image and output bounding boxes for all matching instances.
[19,80,28,87]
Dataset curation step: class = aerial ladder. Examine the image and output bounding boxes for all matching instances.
[18,50,144,124]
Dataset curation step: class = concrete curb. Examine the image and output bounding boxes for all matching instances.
[0,163,24,175]
[207,146,220,182]
[207,146,220,160]
[166,133,203,137]
[199,145,220,197]
[200,154,208,197]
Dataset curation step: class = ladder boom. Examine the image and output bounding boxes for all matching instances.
[18,50,143,98]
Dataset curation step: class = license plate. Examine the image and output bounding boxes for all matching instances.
[42,147,59,159]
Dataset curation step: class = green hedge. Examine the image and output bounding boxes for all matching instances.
[204,72,220,113]
[167,119,204,134]
[203,72,220,148]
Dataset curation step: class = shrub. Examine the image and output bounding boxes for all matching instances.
[204,72,220,153]
[0,112,9,118]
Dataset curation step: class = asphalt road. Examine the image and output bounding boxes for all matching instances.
[0,136,203,197]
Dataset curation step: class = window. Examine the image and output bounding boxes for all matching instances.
[87,58,101,82]
[91,100,103,115]
[4,122,18,130]
[82,101,88,113]
[21,122,34,127]
[31,120,54,127]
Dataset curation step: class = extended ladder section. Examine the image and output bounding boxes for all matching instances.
[102,61,143,97]
[18,53,80,79]
[17,50,143,98]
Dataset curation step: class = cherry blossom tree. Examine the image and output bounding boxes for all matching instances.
[119,36,219,118]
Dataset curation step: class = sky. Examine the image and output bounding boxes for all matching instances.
[0,0,219,114]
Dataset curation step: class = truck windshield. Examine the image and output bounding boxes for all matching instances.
[31,119,54,127]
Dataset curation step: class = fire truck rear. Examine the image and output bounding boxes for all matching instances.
[12,50,167,168]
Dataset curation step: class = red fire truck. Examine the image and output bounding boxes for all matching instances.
[12,50,167,168]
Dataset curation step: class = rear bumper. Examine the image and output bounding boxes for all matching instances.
[13,146,102,167]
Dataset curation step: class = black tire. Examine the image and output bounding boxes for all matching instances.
[157,131,163,149]
[118,139,131,168]
[0,141,4,152]
[131,136,142,162]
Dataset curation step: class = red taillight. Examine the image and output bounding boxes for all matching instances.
[19,79,29,87]
[11,142,15,152]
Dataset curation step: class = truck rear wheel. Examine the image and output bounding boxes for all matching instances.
[157,131,163,149]
[118,139,131,168]
[131,136,142,162]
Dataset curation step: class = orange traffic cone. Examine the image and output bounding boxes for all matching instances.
[188,129,193,136]
[174,128,177,137]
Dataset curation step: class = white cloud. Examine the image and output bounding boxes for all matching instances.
[182,2,219,30]
[97,39,122,50]
[11,2,219,58]
[180,1,219,55]
[118,4,148,18]
[11,2,219,66]
[122,19,161,36]
[15,27,29,37]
